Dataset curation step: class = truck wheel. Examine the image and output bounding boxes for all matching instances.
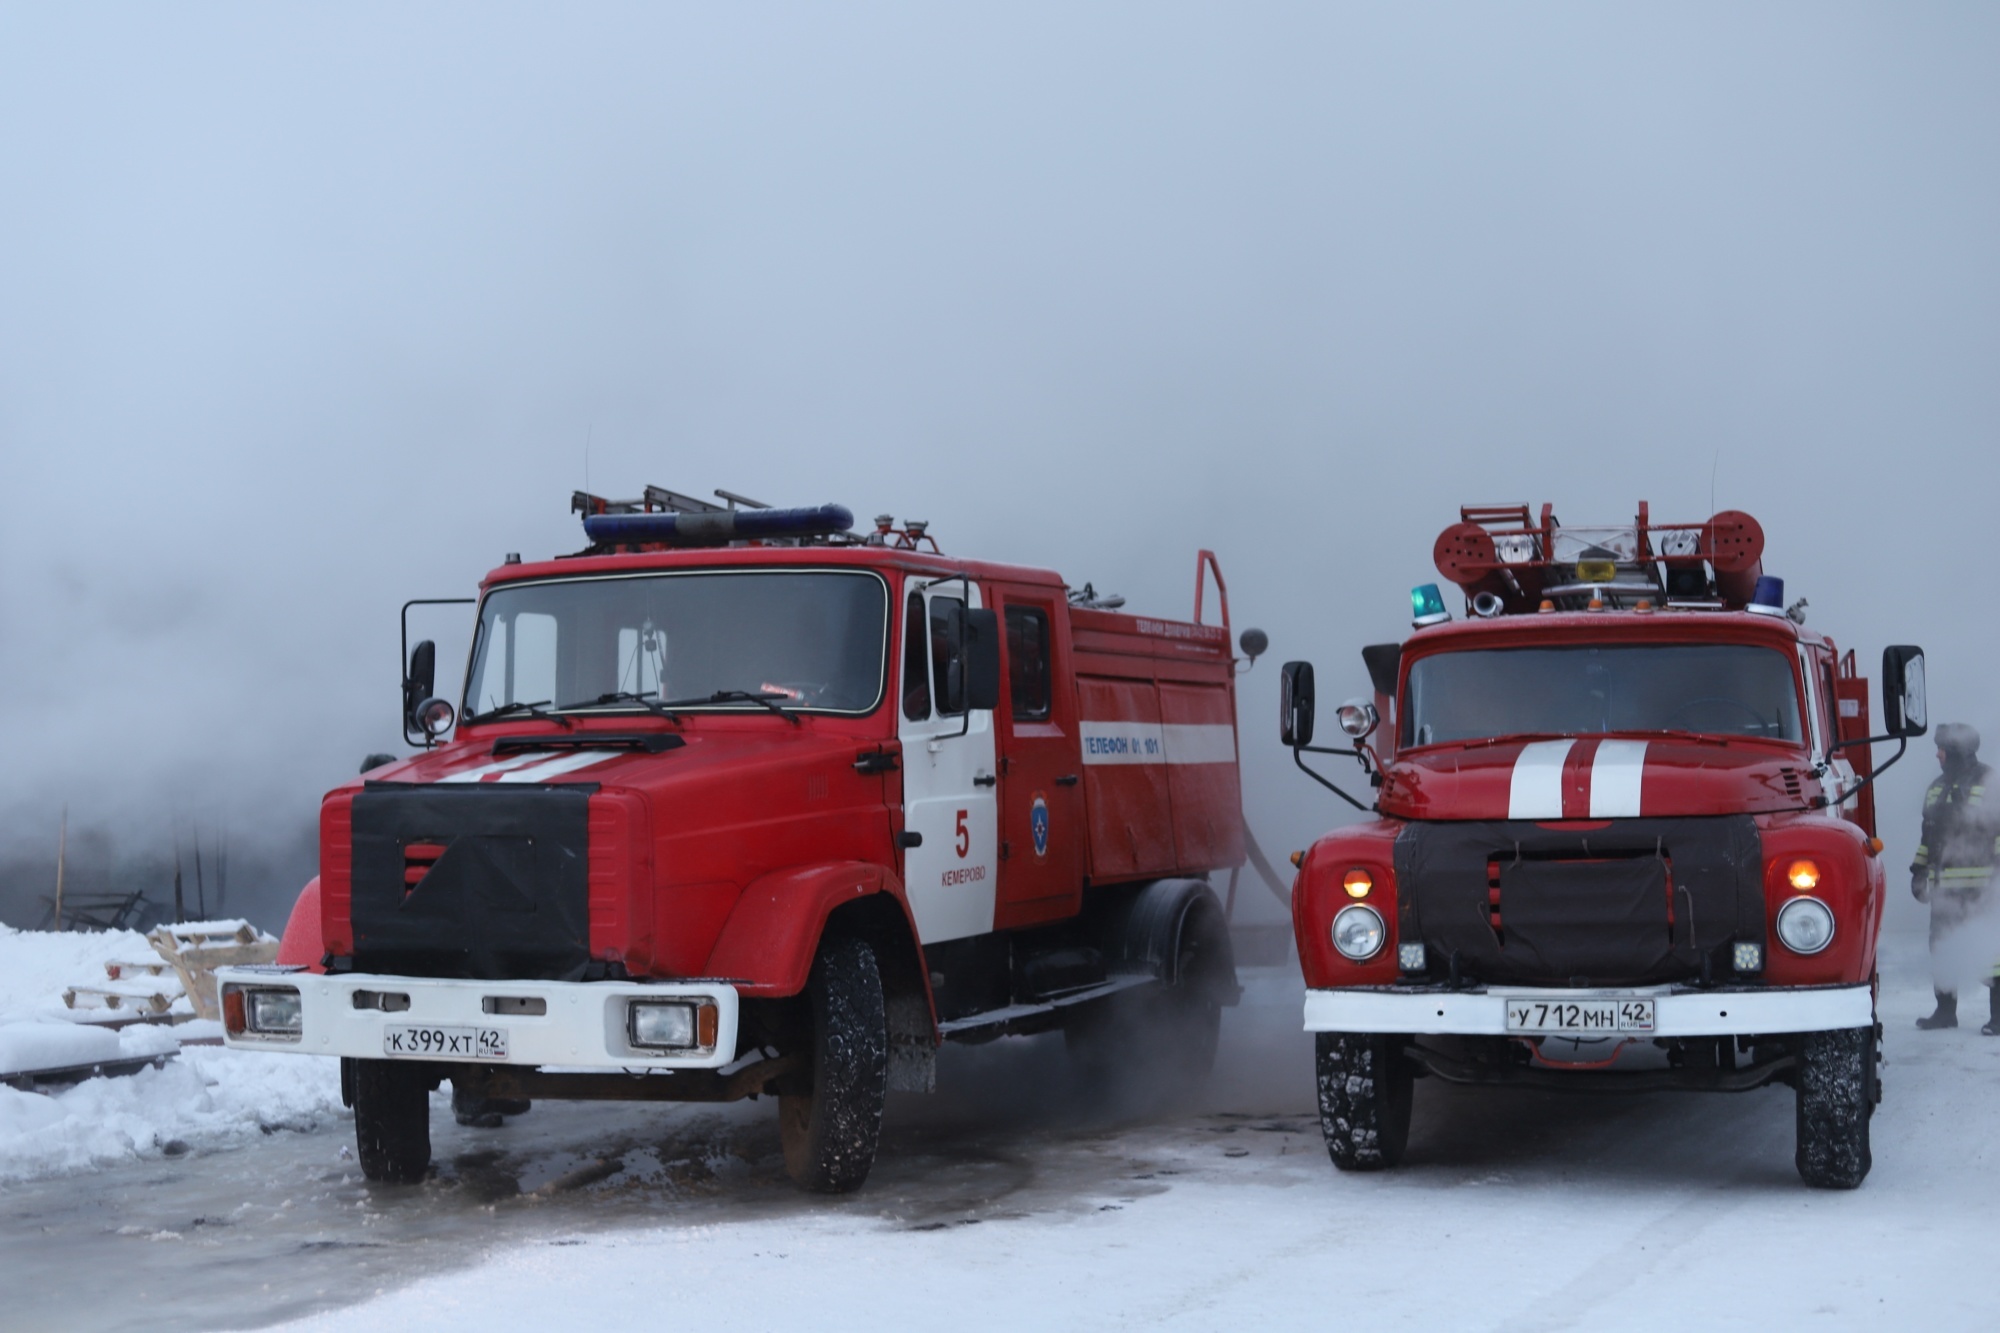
[1316,1033,1413,1171]
[779,935,888,1194]
[1795,1026,1873,1189]
[353,1060,432,1184]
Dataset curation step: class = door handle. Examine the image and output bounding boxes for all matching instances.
[973,772,997,788]
[1054,774,1080,786]
[854,748,899,775]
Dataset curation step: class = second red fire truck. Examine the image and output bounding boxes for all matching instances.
[1281,504,1925,1189]
[219,490,1258,1191]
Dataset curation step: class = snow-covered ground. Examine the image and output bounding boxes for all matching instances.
[1,925,1996,1331]
[254,934,2000,1333]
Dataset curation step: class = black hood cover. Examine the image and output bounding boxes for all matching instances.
[350,785,592,981]
[1394,816,1764,987]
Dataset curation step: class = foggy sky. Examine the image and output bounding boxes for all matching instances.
[2,5,1996,928]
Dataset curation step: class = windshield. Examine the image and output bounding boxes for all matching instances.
[1403,643,1804,746]
[465,570,889,718]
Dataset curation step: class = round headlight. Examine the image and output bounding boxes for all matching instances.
[1335,699,1380,739]
[1776,896,1835,955]
[416,696,456,738]
[1332,904,1386,960]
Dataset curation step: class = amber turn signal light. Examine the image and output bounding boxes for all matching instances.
[1342,868,1373,899]
[1787,859,1821,892]
[1289,850,1305,868]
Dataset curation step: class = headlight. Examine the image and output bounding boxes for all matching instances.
[628,1000,698,1050]
[1786,859,1821,892]
[1776,897,1835,955]
[416,697,456,738]
[1332,905,1386,961]
[1336,699,1379,739]
[224,983,303,1040]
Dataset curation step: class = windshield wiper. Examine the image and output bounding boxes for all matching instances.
[462,699,575,729]
[657,689,802,726]
[565,691,684,726]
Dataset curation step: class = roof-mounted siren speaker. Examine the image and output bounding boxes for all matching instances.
[583,503,855,548]
[1698,510,1765,609]
[1470,591,1506,619]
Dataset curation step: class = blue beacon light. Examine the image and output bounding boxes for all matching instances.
[1411,583,1452,628]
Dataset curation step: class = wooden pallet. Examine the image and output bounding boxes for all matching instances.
[147,921,279,1022]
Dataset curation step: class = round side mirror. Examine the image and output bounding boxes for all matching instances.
[415,697,456,740]
[1238,627,1269,661]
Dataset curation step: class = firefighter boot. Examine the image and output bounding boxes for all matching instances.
[1982,982,2000,1037]
[1916,990,1958,1030]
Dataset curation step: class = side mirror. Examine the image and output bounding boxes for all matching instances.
[404,639,437,731]
[1882,645,1928,738]
[1280,660,1316,748]
[963,608,1001,711]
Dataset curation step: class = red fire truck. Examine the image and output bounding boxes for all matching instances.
[218,489,1257,1192]
[1280,504,1926,1189]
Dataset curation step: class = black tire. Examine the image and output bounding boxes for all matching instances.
[1316,1032,1413,1171]
[1796,1025,1874,1189]
[353,1060,432,1184]
[780,935,888,1194]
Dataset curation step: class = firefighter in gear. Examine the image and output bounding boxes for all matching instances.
[1911,723,2000,1032]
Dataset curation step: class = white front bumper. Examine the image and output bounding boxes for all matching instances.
[1303,984,1873,1037]
[214,968,741,1070]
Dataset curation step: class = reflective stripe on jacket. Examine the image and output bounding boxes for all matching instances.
[1912,764,1999,887]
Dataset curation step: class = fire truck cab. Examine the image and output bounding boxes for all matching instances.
[219,490,1254,1192]
[1282,504,1926,1189]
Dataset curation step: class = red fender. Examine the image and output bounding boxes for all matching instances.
[275,877,325,971]
[703,861,923,1001]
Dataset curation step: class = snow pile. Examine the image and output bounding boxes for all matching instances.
[0,1045,343,1182]
[0,922,160,1022]
[0,922,343,1182]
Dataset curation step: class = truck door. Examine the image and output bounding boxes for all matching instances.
[992,589,1085,928]
[896,578,1000,943]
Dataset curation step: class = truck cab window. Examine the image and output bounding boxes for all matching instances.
[472,611,558,714]
[1005,606,1051,721]
[902,590,932,721]
[466,571,888,717]
[1403,643,1805,747]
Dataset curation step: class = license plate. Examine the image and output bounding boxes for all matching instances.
[381,1024,508,1060]
[1503,997,1655,1034]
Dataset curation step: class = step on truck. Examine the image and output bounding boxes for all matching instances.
[218,489,1260,1191]
[1281,503,1926,1188]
